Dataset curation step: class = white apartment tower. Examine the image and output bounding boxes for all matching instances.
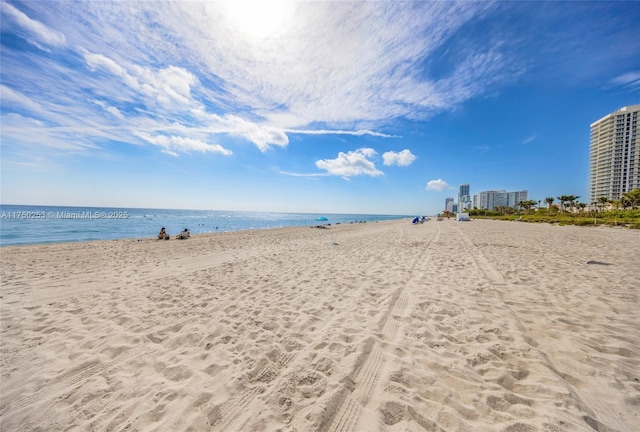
[475,190,529,211]
[589,105,639,203]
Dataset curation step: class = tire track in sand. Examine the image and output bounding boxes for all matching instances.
[323,223,442,432]
[213,235,385,432]
[2,346,152,418]
[448,222,624,432]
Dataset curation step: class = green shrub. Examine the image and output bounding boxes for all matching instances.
[466,207,639,229]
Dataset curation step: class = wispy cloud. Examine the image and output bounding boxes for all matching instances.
[316,148,383,179]
[91,99,125,120]
[522,134,536,145]
[426,179,452,191]
[1,2,66,48]
[84,53,199,110]
[286,129,400,139]
[609,71,640,91]
[1,1,524,158]
[279,170,330,178]
[1,113,100,152]
[134,132,232,157]
[1,85,43,113]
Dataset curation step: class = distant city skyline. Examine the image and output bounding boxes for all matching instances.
[445,184,528,212]
[1,2,639,215]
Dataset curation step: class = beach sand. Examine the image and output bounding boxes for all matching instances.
[1,219,639,431]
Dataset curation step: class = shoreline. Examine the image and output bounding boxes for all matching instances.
[2,214,635,249]
[0,204,413,248]
[2,219,639,431]
[0,218,405,249]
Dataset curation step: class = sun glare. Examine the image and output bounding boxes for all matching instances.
[224,0,293,40]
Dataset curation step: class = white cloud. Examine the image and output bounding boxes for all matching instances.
[383,149,416,166]
[2,2,66,48]
[85,53,198,109]
[106,106,124,119]
[609,71,640,91]
[92,99,125,120]
[1,2,523,157]
[426,179,450,191]
[1,113,99,152]
[286,129,399,139]
[279,170,330,177]
[85,53,128,78]
[188,111,290,152]
[134,132,233,156]
[46,1,504,128]
[153,66,199,107]
[224,116,289,152]
[0,85,43,113]
[316,148,383,178]
[522,134,536,145]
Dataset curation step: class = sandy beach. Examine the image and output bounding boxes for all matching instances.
[1,219,639,431]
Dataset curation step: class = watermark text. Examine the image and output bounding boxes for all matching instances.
[1,210,129,220]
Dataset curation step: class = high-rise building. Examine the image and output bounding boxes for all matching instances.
[458,183,471,211]
[475,190,528,211]
[445,197,455,212]
[589,105,639,203]
[507,191,529,208]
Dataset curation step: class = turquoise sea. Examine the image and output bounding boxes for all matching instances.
[0,205,411,246]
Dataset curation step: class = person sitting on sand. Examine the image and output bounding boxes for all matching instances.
[158,227,169,240]
[177,228,190,239]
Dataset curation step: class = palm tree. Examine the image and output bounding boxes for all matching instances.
[622,188,640,208]
[519,200,537,214]
[619,194,632,209]
[633,189,640,208]
[557,195,570,212]
[567,195,580,212]
[495,206,512,216]
[557,195,579,213]
[532,200,539,212]
[545,197,554,210]
[597,196,609,212]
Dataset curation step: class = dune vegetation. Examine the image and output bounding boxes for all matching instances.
[463,189,640,229]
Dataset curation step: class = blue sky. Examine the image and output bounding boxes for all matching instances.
[1,1,639,215]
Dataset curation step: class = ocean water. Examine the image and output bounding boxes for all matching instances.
[0,205,411,246]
